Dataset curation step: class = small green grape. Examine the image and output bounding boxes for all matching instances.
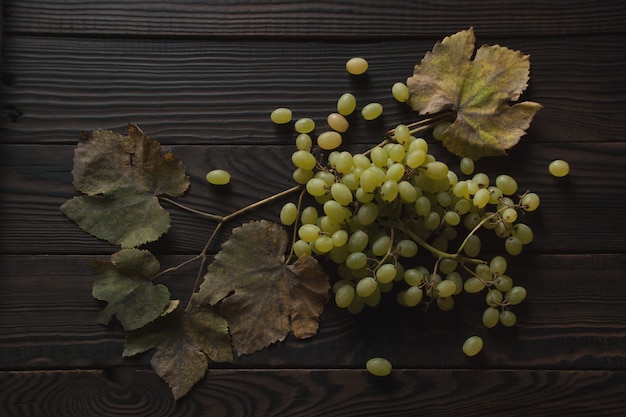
[205,169,231,185]
[462,336,484,357]
[366,357,392,376]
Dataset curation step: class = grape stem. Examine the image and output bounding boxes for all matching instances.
[383,111,456,141]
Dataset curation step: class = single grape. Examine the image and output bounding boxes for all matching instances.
[330,183,353,206]
[295,118,315,134]
[464,277,485,294]
[494,274,513,292]
[396,239,418,258]
[473,188,491,209]
[305,178,328,196]
[327,112,349,133]
[398,181,418,202]
[270,107,292,124]
[436,280,457,298]
[347,230,369,253]
[345,252,368,270]
[505,236,523,256]
[482,307,500,328]
[506,286,527,305]
[463,235,481,257]
[485,289,504,307]
[295,133,313,151]
[335,284,355,308]
[433,122,451,141]
[371,235,392,257]
[406,149,426,169]
[415,195,432,216]
[331,230,349,247]
[380,180,399,202]
[549,159,570,177]
[439,259,458,275]
[293,168,314,184]
[443,210,461,226]
[361,102,383,120]
[337,93,357,116]
[424,161,449,181]
[366,357,392,377]
[317,131,343,150]
[314,235,334,253]
[356,202,379,226]
[489,256,507,276]
[300,206,319,225]
[333,151,354,174]
[346,57,368,75]
[473,172,490,188]
[298,224,321,243]
[501,207,518,223]
[393,124,411,144]
[356,276,378,298]
[499,310,517,327]
[495,174,518,195]
[404,269,425,286]
[459,157,474,175]
[279,202,298,226]
[462,336,484,357]
[323,199,346,223]
[376,264,397,284]
[513,223,534,244]
[403,286,424,307]
[292,150,317,170]
[521,192,540,212]
[205,169,231,185]
[391,82,410,102]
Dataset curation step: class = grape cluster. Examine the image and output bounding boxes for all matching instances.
[275,57,539,354]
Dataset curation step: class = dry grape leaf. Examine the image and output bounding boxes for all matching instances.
[60,124,190,248]
[407,27,542,159]
[123,304,233,401]
[92,248,171,331]
[191,220,330,356]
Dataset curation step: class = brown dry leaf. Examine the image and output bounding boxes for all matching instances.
[407,28,542,159]
[191,220,330,356]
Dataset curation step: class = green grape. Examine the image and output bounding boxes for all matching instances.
[345,252,368,270]
[436,191,453,208]
[506,286,527,305]
[499,310,517,327]
[327,112,349,133]
[388,144,406,162]
[486,289,504,307]
[337,93,357,116]
[346,57,368,75]
[462,336,483,357]
[433,122,451,141]
[314,235,334,253]
[408,137,429,153]
[270,107,292,124]
[347,295,366,315]
[370,147,387,168]
[501,207,518,223]
[398,181,418,202]
[317,131,343,151]
[439,258,458,274]
[464,277,485,293]
[463,235,481,257]
[473,188,491,209]
[459,157,474,175]
[453,181,469,198]
[405,149,426,168]
[521,192,540,212]
[513,223,534,244]
[488,186,503,205]
[549,159,570,177]
[205,169,231,185]
[404,268,424,286]
[292,150,317,170]
[393,124,411,144]
[279,202,298,226]
[473,172,490,188]
[392,82,410,103]
[319,216,340,234]
[505,236,523,256]
[376,264,397,284]
[445,272,463,295]
[335,284,355,308]
[495,174,518,195]
[356,276,378,298]
[475,264,493,281]
[347,230,369,253]
[424,161,449,180]
[293,239,312,258]
[494,274,513,292]
[298,224,321,243]
[404,286,423,307]
[329,245,349,264]
[295,118,315,134]
[436,296,454,311]
[415,196,432,216]
[424,211,441,231]
[482,307,500,328]
[371,235,392,257]
[293,168,314,184]
[364,288,382,307]
[323,199,346,223]
[306,178,328,196]
[300,206,319,225]
[315,170,336,186]
[295,133,312,151]
[443,210,461,226]
[361,102,383,120]
[386,163,405,182]
[360,168,380,193]
[396,239,418,258]
[464,213,481,230]
[331,230,349,247]
[366,357,392,377]
[333,151,354,174]
[436,280,457,298]
[380,180,399,202]
[341,173,359,191]
[489,256,507,276]
[356,202,379,225]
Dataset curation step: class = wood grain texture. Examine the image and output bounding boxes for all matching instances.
[2,369,626,417]
[2,254,625,370]
[4,0,626,37]
[1,141,625,255]
[1,35,624,144]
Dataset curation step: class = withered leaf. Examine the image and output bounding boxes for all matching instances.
[407,28,542,159]
[61,124,190,247]
[92,248,171,331]
[123,305,233,401]
[191,220,330,356]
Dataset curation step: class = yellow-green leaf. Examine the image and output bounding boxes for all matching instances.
[191,220,330,356]
[407,28,542,159]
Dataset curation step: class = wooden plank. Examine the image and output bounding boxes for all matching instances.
[1,254,625,370]
[3,0,625,37]
[2,369,626,417]
[1,142,625,255]
[1,35,624,144]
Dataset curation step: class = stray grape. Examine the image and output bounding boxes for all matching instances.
[205,169,231,185]
[549,159,570,177]
[462,336,484,357]
[270,107,292,124]
[366,357,392,376]
[346,57,368,75]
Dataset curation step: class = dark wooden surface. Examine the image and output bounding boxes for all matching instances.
[1,1,626,416]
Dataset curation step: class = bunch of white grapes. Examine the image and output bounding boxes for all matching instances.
[274,57,540,358]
